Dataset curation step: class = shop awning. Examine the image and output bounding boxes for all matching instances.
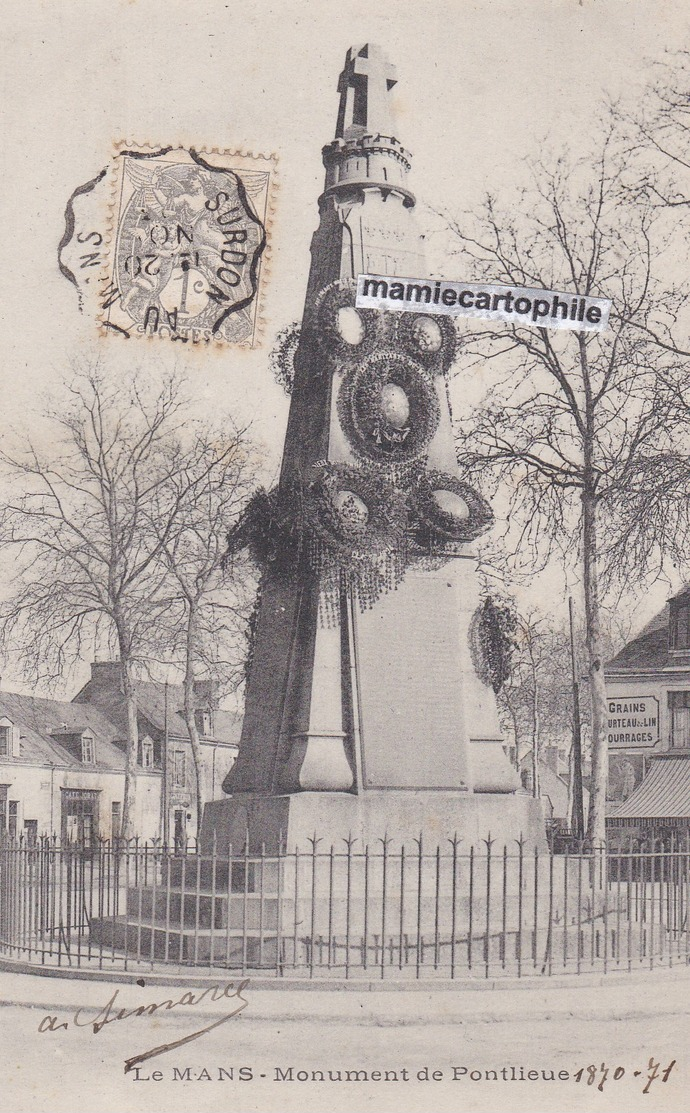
[611,755,690,821]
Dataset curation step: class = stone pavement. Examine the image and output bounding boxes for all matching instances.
[1,960,690,1026]
[2,962,687,1113]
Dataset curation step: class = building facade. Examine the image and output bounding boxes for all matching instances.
[604,586,690,837]
[0,662,241,843]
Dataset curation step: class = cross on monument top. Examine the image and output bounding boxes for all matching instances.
[335,44,398,140]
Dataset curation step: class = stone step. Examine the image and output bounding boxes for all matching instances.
[121,878,648,940]
[125,887,279,930]
[89,916,279,966]
[167,856,279,890]
[89,911,671,970]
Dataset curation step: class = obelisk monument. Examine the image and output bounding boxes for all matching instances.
[203,44,545,851]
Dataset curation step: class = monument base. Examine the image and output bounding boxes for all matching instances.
[200,790,547,854]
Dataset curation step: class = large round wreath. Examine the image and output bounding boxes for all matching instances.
[302,463,407,557]
[314,279,383,365]
[469,597,517,694]
[225,466,411,615]
[338,351,441,466]
[394,312,457,374]
[301,463,409,616]
[269,322,301,395]
[409,470,493,547]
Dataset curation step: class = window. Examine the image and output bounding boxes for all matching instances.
[670,600,690,651]
[172,750,186,787]
[81,733,95,764]
[24,819,37,845]
[111,801,121,841]
[61,790,98,846]
[8,801,18,838]
[194,709,213,737]
[670,691,690,748]
[141,739,154,768]
[0,726,9,757]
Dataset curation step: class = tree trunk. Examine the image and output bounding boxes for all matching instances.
[531,678,540,799]
[499,688,521,771]
[583,489,608,847]
[508,700,521,772]
[183,603,205,841]
[119,654,139,842]
[566,740,574,830]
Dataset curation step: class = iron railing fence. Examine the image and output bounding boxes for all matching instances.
[0,833,688,980]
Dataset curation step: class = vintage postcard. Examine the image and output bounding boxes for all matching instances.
[1,1,689,1112]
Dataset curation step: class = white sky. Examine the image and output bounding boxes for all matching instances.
[1,0,688,694]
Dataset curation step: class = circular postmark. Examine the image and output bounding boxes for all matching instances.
[108,152,267,343]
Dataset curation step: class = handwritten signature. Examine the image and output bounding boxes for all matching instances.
[37,978,250,1073]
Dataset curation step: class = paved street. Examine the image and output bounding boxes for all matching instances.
[0,967,687,1113]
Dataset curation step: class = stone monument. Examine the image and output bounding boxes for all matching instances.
[203,44,545,852]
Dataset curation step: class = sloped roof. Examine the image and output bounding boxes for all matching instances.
[72,674,243,747]
[0,691,125,769]
[134,682,242,746]
[671,585,690,603]
[537,765,569,818]
[605,606,670,672]
[611,754,690,820]
[71,678,129,736]
[0,666,243,771]
[606,585,690,674]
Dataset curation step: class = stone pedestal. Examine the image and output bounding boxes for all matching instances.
[201,790,547,855]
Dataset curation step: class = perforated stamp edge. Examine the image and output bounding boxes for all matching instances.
[95,141,279,349]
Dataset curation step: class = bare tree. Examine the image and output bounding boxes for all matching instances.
[153,425,258,838]
[606,51,690,568]
[497,610,572,799]
[445,139,690,844]
[617,50,690,211]
[0,368,192,839]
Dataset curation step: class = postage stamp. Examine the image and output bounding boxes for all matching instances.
[59,144,277,347]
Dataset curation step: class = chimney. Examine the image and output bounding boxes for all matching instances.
[192,679,219,709]
[88,661,124,693]
[544,745,560,774]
